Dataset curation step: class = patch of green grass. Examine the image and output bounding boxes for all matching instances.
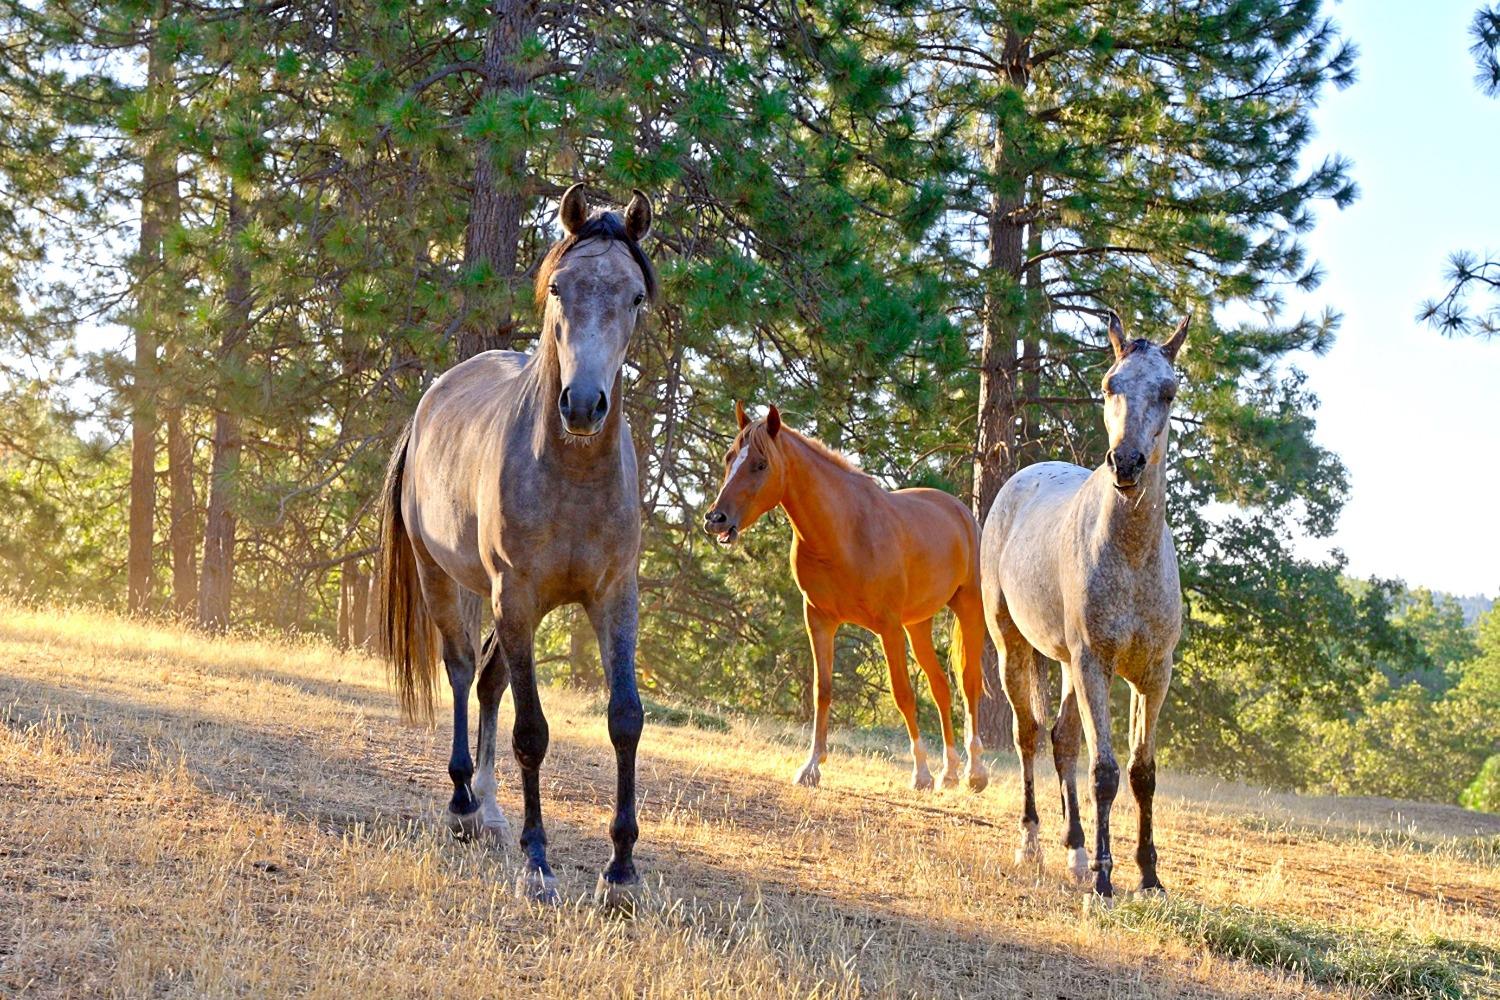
[1095,896,1499,999]
[587,695,730,733]
[1237,814,1500,867]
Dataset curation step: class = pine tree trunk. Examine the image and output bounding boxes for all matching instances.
[569,609,601,689]
[971,27,1033,751]
[337,566,352,647]
[198,187,249,633]
[126,3,176,614]
[166,407,196,615]
[457,0,539,361]
[363,573,379,649]
[349,563,369,649]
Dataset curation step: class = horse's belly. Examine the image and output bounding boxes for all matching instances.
[1003,578,1071,662]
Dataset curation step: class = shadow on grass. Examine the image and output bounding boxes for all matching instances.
[0,667,1314,1000]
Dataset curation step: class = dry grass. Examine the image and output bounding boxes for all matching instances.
[1,604,1496,999]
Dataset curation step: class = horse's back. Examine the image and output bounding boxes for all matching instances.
[887,486,982,618]
[403,350,533,593]
[981,461,1091,661]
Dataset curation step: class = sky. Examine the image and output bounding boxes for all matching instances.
[1280,0,1500,597]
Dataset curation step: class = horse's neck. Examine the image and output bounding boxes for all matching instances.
[778,434,874,554]
[1088,439,1169,565]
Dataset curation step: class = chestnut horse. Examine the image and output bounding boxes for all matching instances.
[705,403,989,792]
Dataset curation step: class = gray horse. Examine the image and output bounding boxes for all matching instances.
[376,184,655,904]
[980,311,1188,899]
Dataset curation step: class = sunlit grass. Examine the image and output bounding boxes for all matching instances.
[2,602,1498,998]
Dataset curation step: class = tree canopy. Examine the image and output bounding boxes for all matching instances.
[0,0,1494,806]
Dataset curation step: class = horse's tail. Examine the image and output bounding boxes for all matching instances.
[375,422,439,724]
[949,609,980,698]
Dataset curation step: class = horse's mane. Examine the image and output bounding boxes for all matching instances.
[743,422,866,478]
[533,209,658,309]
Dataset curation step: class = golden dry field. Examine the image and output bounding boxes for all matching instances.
[1,605,1497,999]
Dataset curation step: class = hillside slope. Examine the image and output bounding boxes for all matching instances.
[1,606,1496,998]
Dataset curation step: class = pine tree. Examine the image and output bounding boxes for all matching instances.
[1418,4,1500,338]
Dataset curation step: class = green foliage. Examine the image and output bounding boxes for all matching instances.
[1462,755,1500,813]
[0,0,1492,807]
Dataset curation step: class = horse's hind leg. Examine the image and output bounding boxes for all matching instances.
[415,567,483,836]
[495,605,556,902]
[1051,669,1089,882]
[949,584,990,791]
[1127,662,1172,895]
[472,619,511,846]
[981,594,1043,862]
[906,620,961,788]
[878,627,933,790]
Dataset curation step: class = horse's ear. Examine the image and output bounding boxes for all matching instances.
[558,183,588,236]
[1161,314,1190,363]
[623,188,652,242]
[766,405,781,439]
[735,399,748,430]
[1106,310,1127,361]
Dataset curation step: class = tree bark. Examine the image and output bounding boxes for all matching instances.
[568,608,601,689]
[126,2,176,614]
[457,0,540,361]
[971,27,1033,751]
[166,407,196,615]
[348,563,369,649]
[198,187,249,632]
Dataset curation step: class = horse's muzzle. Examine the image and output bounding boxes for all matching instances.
[1106,447,1146,489]
[704,510,739,546]
[559,385,609,436]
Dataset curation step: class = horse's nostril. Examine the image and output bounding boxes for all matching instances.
[559,387,571,411]
[707,511,726,524]
[592,391,608,420]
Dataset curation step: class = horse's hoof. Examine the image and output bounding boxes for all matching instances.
[1136,882,1167,900]
[1082,891,1116,914]
[966,769,989,793]
[446,805,485,841]
[517,867,559,905]
[1014,844,1043,868]
[477,804,511,847]
[938,769,961,789]
[1066,848,1090,884]
[794,764,821,787]
[911,769,934,791]
[594,872,642,913]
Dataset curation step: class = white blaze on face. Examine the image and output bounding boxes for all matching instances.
[727,443,751,482]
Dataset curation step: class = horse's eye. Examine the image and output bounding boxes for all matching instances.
[633,292,645,307]
[755,461,768,473]
[1161,385,1177,401]
[548,283,560,297]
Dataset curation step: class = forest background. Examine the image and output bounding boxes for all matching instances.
[1,0,1497,809]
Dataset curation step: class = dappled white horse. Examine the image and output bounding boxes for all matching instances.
[980,311,1188,899]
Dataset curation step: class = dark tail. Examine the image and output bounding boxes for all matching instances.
[375,422,439,723]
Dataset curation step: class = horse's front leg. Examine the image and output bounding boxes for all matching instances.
[1070,649,1119,900]
[1128,660,1172,895]
[497,610,556,902]
[587,581,645,906]
[795,604,838,787]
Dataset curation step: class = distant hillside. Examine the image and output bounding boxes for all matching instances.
[1447,592,1495,625]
